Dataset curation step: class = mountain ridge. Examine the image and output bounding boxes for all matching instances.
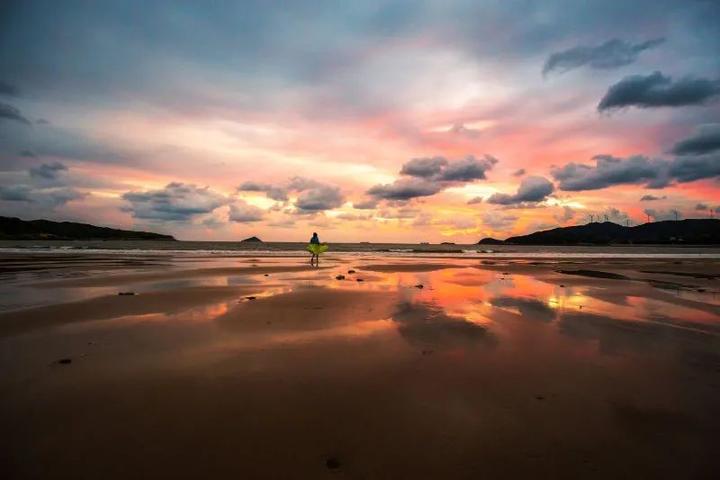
[0,216,175,241]
[491,219,720,245]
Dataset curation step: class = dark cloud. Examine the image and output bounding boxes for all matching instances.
[0,81,20,97]
[237,181,288,201]
[122,182,227,221]
[0,184,84,207]
[467,196,484,205]
[438,155,498,181]
[696,203,708,211]
[512,168,526,177]
[19,150,36,157]
[598,71,720,111]
[238,176,343,211]
[295,184,344,211]
[640,194,666,201]
[29,161,67,180]
[400,157,448,178]
[552,154,668,190]
[543,38,664,76]
[670,124,720,156]
[487,176,554,205]
[0,102,31,125]
[368,155,498,201]
[553,153,720,191]
[0,185,32,201]
[368,178,443,201]
[667,153,720,183]
[228,200,264,222]
[352,199,378,209]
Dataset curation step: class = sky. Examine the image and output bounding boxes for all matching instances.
[1,0,719,242]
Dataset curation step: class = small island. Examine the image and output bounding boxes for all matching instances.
[240,236,263,243]
[477,237,505,245]
[0,216,175,241]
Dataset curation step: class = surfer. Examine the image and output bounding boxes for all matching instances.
[307,232,325,266]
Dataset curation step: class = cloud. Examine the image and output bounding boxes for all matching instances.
[644,208,680,221]
[670,124,720,156]
[228,199,264,222]
[667,154,720,183]
[487,176,554,205]
[600,207,630,224]
[438,155,498,181]
[368,154,498,201]
[237,181,288,201]
[29,162,67,180]
[512,168,526,177]
[0,185,33,201]
[19,150,36,157]
[0,81,19,97]
[0,184,85,207]
[482,212,518,231]
[554,206,575,223]
[598,71,720,111]
[553,152,720,191]
[238,176,344,212]
[295,184,344,211]
[467,196,484,205]
[640,194,666,201]
[543,38,664,76]
[400,156,448,178]
[448,123,481,138]
[122,182,227,221]
[0,102,32,125]
[367,177,443,201]
[552,154,669,190]
[352,199,378,209]
[696,203,708,211]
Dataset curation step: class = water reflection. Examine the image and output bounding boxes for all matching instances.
[490,296,556,322]
[391,302,497,350]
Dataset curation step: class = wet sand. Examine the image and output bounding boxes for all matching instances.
[1,252,720,479]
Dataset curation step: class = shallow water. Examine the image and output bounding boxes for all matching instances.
[1,253,720,478]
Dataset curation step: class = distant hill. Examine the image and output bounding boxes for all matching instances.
[0,216,175,240]
[477,237,504,245]
[499,220,720,245]
[240,236,263,243]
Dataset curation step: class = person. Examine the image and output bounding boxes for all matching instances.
[309,232,321,266]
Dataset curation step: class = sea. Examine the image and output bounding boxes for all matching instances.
[1,240,720,259]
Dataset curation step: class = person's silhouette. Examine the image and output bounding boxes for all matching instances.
[309,232,320,266]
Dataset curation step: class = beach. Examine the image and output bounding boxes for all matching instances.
[2,248,720,479]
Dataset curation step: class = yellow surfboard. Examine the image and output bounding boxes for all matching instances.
[306,243,329,255]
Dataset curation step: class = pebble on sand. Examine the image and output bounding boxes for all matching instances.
[245,296,257,300]
[347,269,356,274]
[414,284,424,289]
[336,275,346,280]
[356,278,364,282]
[325,457,341,470]
[57,358,72,365]
[118,292,135,296]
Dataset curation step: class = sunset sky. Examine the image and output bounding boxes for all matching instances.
[1,0,719,242]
